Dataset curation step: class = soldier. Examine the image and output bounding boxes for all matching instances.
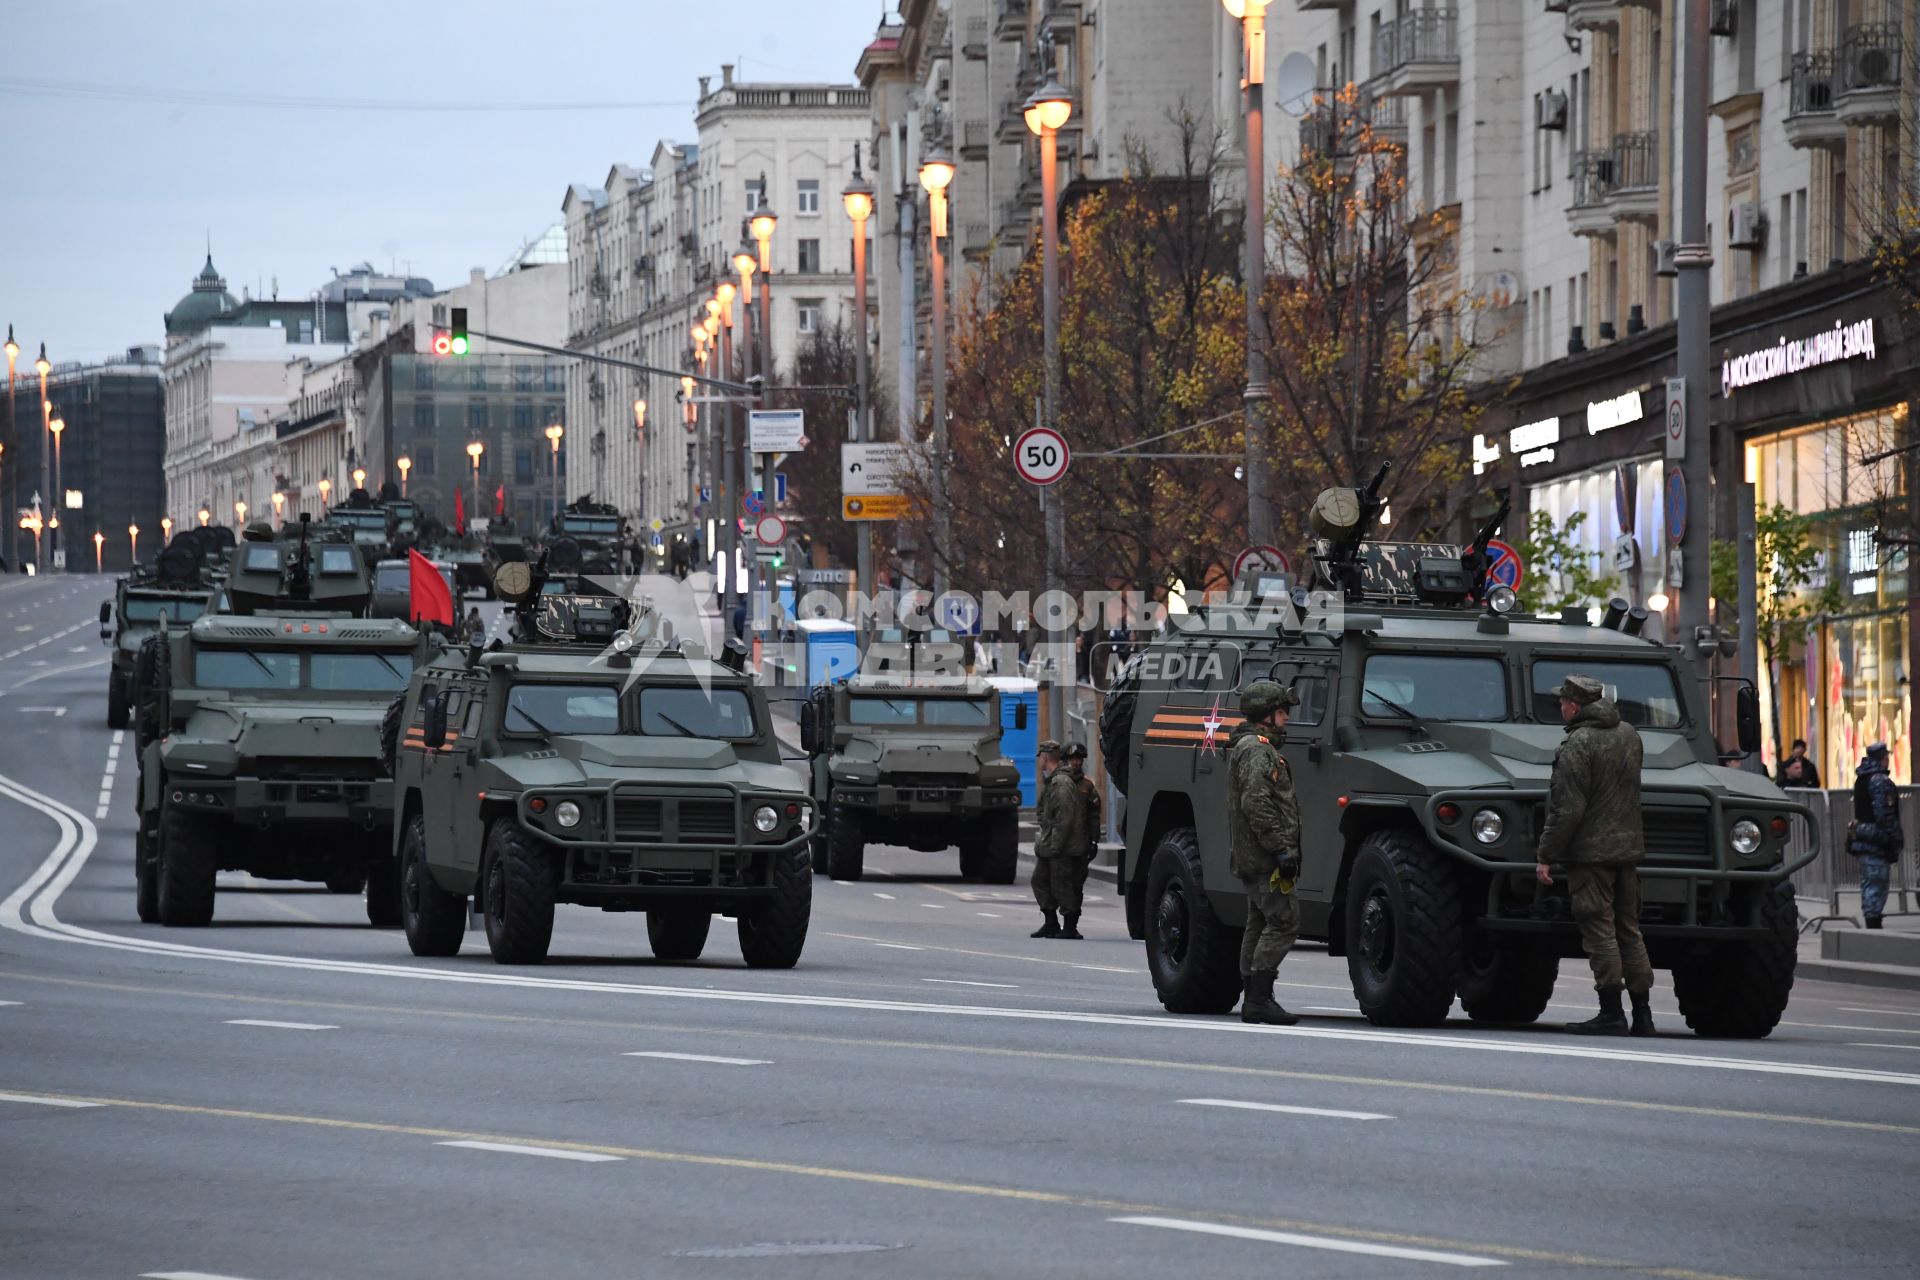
[1063,742,1100,939]
[1030,739,1087,939]
[1227,679,1302,1026]
[1848,741,1905,929]
[1537,674,1655,1037]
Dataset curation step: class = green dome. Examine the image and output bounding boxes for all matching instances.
[164,254,238,335]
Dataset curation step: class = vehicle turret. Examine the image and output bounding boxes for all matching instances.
[223,514,373,616]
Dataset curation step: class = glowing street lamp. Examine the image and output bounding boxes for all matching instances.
[920,146,956,598]
[843,149,876,593]
[197,506,210,527]
[2,326,15,569]
[34,344,48,571]
[234,499,248,525]
[1025,68,1075,740]
[160,516,173,541]
[632,398,646,437]
[129,523,139,564]
[395,455,411,498]
[466,440,485,515]
[271,490,286,525]
[1223,0,1274,549]
[543,424,563,520]
[316,478,331,507]
[352,466,367,491]
[92,529,103,573]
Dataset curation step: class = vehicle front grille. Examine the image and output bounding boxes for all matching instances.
[1643,809,1712,865]
[611,791,736,844]
[678,800,736,842]
[259,757,382,781]
[611,796,664,840]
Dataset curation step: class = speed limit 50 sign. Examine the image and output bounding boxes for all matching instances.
[1014,426,1070,486]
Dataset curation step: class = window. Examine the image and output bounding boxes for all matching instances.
[923,699,994,727]
[848,695,919,725]
[1236,664,1329,728]
[745,178,766,212]
[797,239,821,273]
[374,563,409,593]
[195,649,300,690]
[513,362,536,392]
[641,687,757,739]
[413,360,434,391]
[412,404,433,431]
[513,403,534,432]
[318,546,360,575]
[515,447,534,483]
[1530,661,1682,728]
[122,597,206,624]
[310,652,412,692]
[544,364,564,392]
[414,446,435,477]
[468,404,488,431]
[1362,654,1509,722]
[505,683,620,734]
[241,545,281,573]
[796,299,823,334]
[797,179,820,214]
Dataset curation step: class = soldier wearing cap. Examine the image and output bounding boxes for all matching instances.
[1537,673,1655,1036]
[1228,679,1303,1025]
[1848,741,1905,930]
[1030,739,1088,939]
[1063,743,1100,935]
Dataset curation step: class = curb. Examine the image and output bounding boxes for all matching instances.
[1793,957,1920,992]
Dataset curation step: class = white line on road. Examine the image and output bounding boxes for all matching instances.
[921,903,946,909]
[437,1140,624,1163]
[623,1051,771,1065]
[1849,1043,1920,1051]
[1307,1006,1359,1014]
[1842,1007,1920,1019]
[871,892,896,900]
[1180,1098,1394,1121]
[0,1091,103,1109]
[17,705,65,716]
[872,942,923,951]
[1111,1217,1506,1268]
[922,978,1020,989]
[1074,964,1133,973]
[0,999,20,1006]
[976,912,1001,918]
[223,1019,338,1031]
[142,1272,266,1280]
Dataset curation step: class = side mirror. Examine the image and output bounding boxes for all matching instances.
[799,704,818,755]
[1014,702,1029,731]
[423,693,448,748]
[1735,684,1761,755]
[99,601,113,625]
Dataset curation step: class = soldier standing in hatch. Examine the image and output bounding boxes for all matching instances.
[1064,742,1100,936]
[1030,740,1087,939]
[1536,674,1656,1036]
[1227,680,1302,1026]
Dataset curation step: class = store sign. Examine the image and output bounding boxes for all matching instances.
[1586,389,1646,435]
[1518,447,1557,468]
[1720,318,1878,397]
[1471,433,1501,476]
[1508,416,1560,453]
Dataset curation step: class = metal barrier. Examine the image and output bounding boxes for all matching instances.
[1783,785,1917,932]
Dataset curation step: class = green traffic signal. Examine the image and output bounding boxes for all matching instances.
[449,334,469,356]
[450,306,469,357]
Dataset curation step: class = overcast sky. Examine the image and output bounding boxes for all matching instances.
[1,0,883,366]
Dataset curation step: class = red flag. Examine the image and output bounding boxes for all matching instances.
[494,484,506,517]
[453,486,466,535]
[408,548,455,630]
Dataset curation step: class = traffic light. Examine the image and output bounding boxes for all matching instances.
[450,307,469,356]
[431,330,454,356]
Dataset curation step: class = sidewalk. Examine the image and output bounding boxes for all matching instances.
[1797,911,1920,992]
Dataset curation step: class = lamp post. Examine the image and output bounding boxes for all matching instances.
[352,466,367,492]
[748,207,777,603]
[545,424,564,523]
[919,147,956,600]
[3,326,16,569]
[1025,71,1074,739]
[315,479,330,514]
[19,510,40,565]
[714,286,740,616]
[92,529,102,573]
[160,516,172,543]
[47,416,63,570]
[128,522,139,566]
[466,441,484,521]
[234,499,248,526]
[198,505,211,528]
[271,490,285,526]
[1223,0,1275,548]
[843,151,876,593]
[34,343,49,572]
[396,456,411,499]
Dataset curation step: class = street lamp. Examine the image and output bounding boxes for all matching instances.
[271,490,285,525]
[632,399,646,437]
[34,343,49,572]
[197,506,210,527]
[466,440,484,519]
[395,455,411,499]
[19,510,41,564]
[844,149,876,593]
[1025,69,1074,739]
[92,529,103,573]
[2,326,15,569]
[920,146,957,599]
[1223,0,1275,548]
[128,522,139,565]
[234,499,248,525]
[544,424,564,522]
[316,478,331,505]
[47,416,64,570]
[160,516,172,541]
[352,466,366,491]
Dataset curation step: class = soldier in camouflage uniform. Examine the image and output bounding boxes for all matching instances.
[1227,680,1302,1026]
[1537,674,1656,1037]
[1030,739,1088,939]
[1063,742,1100,938]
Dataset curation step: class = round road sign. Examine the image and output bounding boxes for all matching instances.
[1665,472,1687,545]
[754,514,786,546]
[1231,544,1291,579]
[1483,538,1524,591]
[1014,426,1070,486]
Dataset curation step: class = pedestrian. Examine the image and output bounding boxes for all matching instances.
[1536,674,1655,1036]
[1029,739,1087,939]
[1848,741,1905,929]
[1063,742,1100,938]
[465,606,484,642]
[1777,738,1821,789]
[1227,679,1303,1026]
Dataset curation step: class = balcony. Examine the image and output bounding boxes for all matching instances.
[1299,88,1408,160]
[1567,132,1660,236]
[1565,0,1658,31]
[962,16,988,59]
[1784,51,1846,150]
[1295,0,1348,9]
[1373,10,1459,96]
[1837,22,1902,124]
[994,0,1027,39]
[961,120,991,160]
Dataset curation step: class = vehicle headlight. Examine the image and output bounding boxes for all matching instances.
[1485,584,1518,614]
[753,805,780,833]
[1471,808,1505,844]
[554,800,582,829]
[1729,819,1762,855]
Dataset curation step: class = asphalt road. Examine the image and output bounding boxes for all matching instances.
[2,571,1917,1280]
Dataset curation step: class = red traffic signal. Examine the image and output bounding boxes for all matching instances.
[431,330,454,356]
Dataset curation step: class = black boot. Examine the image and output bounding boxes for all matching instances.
[1629,991,1655,1038]
[1239,971,1300,1026]
[1866,916,1884,929]
[1566,988,1629,1036]
[1057,911,1083,940]
[1030,909,1060,939]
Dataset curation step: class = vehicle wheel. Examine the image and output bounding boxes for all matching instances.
[399,815,464,957]
[106,673,130,730]
[826,802,865,881]
[980,810,1019,885]
[646,908,712,962]
[156,802,217,927]
[1671,881,1797,1038]
[364,851,401,928]
[958,824,984,879]
[324,868,365,895]
[1456,937,1559,1024]
[1344,828,1465,1028]
[1143,826,1242,1015]
[133,816,159,924]
[738,845,812,969]
[481,820,556,964]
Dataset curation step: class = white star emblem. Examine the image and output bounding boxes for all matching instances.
[1200,696,1226,755]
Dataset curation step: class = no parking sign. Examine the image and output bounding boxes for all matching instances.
[1484,538,1524,592]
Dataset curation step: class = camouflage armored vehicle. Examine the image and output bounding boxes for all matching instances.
[1108,472,1813,1039]
[327,488,394,568]
[386,559,814,967]
[370,557,456,623]
[132,517,435,927]
[100,536,216,729]
[799,668,1023,883]
[549,496,625,576]
[483,515,528,579]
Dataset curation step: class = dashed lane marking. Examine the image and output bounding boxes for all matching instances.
[624,1051,770,1066]
[1849,1043,1920,1051]
[922,978,1020,989]
[873,942,924,951]
[94,728,124,821]
[1111,1218,1505,1268]
[0,618,90,662]
[1842,1007,1920,1019]
[438,1140,624,1163]
[921,903,946,910]
[1180,1098,1394,1122]
[0,1091,103,1109]
[142,1272,264,1280]
[976,912,1002,918]
[0,999,20,1006]
[223,1019,338,1031]
[871,892,896,900]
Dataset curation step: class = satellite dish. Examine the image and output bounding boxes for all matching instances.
[1273,53,1318,117]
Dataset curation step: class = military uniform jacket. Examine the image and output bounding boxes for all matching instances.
[1849,763,1905,857]
[1536,700,1644,867]
[1034,768,1087,860]
[1227,721,1300,880]
[1074,769,1101,857]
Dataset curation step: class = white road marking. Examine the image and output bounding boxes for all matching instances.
[142,1272,266,1280]
[17,705,65,716]
[922,978,1020,989]
[1849,1043,1920,1051]
[1111,1217,1506,1268]
[1074,964,1132,973]
[437,1140,623,1163]
[223,1019,338,1031]
[871,892,896,900]
[1842,1007,1920,1019]
[623,1051,770,1066]
[0,1091,103,1109]
[0,999,20,1006]
[8,774,1920,1091]
[12,624,28,632]
[1306,1006,1359,1014]
[976,912,1002,918]
[1180,1098,1395,1121]
[921,903,946,910]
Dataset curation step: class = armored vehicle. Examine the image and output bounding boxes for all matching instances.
[100,536,217,729]
[483,516,528,578]
[1109,472,1813,1039]
[549,496,625,576]
[133,517,434,927]
[370,557,456,622]
[799,669,1023,883]
[386,559,815,967]
[327,488,394,568]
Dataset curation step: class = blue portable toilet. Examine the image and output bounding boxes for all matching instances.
[985,676,1040,807]
[796,617,859,694]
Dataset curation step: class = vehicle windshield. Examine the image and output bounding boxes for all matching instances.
[331,511,386,529]
[123,597,206,624]
[848,695,918,725]
[195,649,300,690]
[639,687,757,739]
[924,699,993,727]
[561,516,621,535]
[310,652,411,692]
[1361,654,1509,722]
[1531,660,1685,728]
[374,564,409,592]
[504,683,619,734]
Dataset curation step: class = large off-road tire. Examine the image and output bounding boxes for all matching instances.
[400,816,464,957]
[324,868,366,895]
[156,803,217,927]
[1671,881,1798,1039]
[980,809,1020,885]
[1143,826,1242,1015]
[646,908,713,962]
[133,816,159,924]
[364,849,401,928]
[1457,940,1559,1024]
[106,672,130,730]
[481,820,556,964]
[826,802,865,882]
[1345,828,1465,1028]
[737,845,812,969]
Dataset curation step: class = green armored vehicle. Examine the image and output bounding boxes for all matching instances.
[327,488,394,568]
[1109,473,1812,1039]
[100,536,217,728]
[386,560,815,967]
[799,668,1023,883]
[133,517,434,927]
[549,496,625,576]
